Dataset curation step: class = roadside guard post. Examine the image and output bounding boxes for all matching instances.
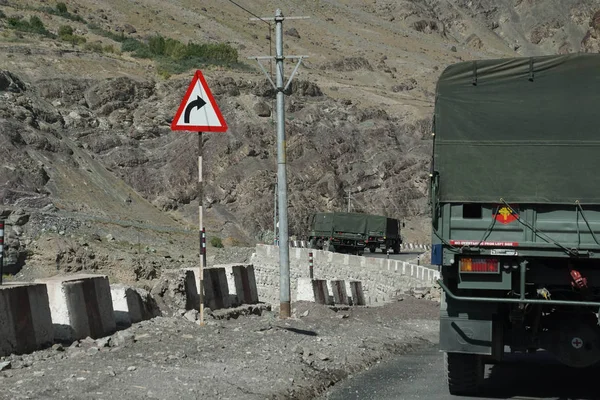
[309,252,314,279]
[171,70,228,326]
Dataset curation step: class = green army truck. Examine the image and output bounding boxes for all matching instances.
[431,53,600,396]
[365,215,403,254]
[309,212,367,255]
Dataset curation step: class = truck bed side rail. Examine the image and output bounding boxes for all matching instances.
[437,279,600,307]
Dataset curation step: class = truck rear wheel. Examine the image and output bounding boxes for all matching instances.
[445,352,484,396]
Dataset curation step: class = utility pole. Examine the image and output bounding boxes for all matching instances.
[249,9,309,319]
[273,181,278,245]
[345,189,354,212]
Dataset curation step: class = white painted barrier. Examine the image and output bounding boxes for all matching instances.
[37,274,116,342]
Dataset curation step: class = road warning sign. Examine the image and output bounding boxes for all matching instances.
[171,70,228,132]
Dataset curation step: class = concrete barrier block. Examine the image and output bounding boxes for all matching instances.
[210,265,238,307]
[297,278,314,302]
[331,280,349,305]
[232,264,259,305]
[111,284,141,326]
[38,274,116,342]
[179,267,206,310]
[312,280,332,305]
[204,267,231,310]
[349,281,366,306]
[110,284,160,327]
[345,281,353,303]
[0,283,54,357]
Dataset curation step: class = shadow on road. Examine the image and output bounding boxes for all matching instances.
[277,326,318,336]
[479,351,600,399]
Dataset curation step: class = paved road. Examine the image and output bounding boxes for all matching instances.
[318,344,600,400]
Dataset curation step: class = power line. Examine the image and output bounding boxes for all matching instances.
[225,0,274,94]
[226,0,270,26]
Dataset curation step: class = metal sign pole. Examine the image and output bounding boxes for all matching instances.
[170,69,227,327]
[198,131,205,326]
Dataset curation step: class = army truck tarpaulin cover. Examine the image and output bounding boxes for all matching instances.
[431,53,600,396]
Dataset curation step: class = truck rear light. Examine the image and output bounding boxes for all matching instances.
[459,257,499,273]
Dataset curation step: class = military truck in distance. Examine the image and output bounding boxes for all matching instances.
[431,53,600,396]
[365,215,403,254]
[309,212,367,255]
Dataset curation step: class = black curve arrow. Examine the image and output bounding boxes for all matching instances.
[184,96,207,123]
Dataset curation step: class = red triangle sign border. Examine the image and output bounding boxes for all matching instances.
[170,70,228,132]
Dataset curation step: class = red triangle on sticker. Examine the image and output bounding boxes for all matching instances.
[170,70,228,132]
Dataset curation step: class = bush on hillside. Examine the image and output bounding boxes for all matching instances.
[39,3,85,23]
[58,25,73,36]
[120,34,239,74]
[210,237,224,248]
[6,15,54,38]
[84,41,103,53]
[56,2,68,14]
[58,24,86,45]
[88,24,127,42]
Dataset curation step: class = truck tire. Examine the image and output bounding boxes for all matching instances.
[445,352,484,396]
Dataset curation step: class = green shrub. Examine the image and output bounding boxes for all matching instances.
[58,25,73,36]
[210,237,224,248]
[38,4,84,22]
[6,15,54,38]
[157,68,171,80]
[84,41,103,53]
[88,23,127,42]
[61,33,86,45]
[148,35,166,55]
[103,44,117,54]
[121,37,150,57]
[56,2,68,13]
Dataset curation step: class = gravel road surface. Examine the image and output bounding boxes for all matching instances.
[0,297,440,400]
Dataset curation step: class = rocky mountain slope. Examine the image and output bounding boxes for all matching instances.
[0,0,599,279]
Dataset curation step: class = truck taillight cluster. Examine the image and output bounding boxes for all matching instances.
[459,257,499,273]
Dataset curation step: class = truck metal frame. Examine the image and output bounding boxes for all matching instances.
[431,53,600,396]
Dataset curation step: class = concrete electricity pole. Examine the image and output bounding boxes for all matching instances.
[249,9,308,318]
[345,189,354,212]
[273,181,278,245]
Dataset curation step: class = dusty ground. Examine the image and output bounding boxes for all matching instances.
[0,296,439,400]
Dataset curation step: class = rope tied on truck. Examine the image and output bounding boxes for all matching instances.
[499,198,578,257]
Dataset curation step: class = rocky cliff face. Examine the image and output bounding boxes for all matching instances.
[0,68,432,243]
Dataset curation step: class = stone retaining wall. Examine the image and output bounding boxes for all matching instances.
[250,245,439,306]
